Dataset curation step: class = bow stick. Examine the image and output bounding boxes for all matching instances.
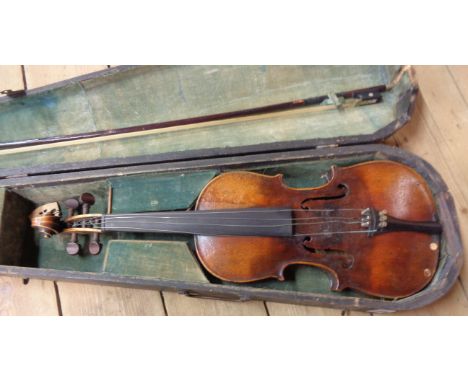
[0,84,386,155]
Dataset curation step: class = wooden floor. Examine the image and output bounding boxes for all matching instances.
[0,65,467,316]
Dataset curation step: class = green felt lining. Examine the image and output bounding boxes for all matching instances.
[0,154,448,298]
[0,66,408,171]
[0,65,426,298]
[103,240,210,283]
[110,170,218,213]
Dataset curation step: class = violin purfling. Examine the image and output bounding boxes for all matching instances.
[30,160,442,299]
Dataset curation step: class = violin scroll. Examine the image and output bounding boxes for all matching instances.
[30,194,104,256]
[30,202,64,238]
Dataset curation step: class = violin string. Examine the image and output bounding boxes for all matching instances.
[70,208,368,229]
[76,214,364,225]
[70,223,376,237]
[79,219,363,229]
[70,208,372,234]
[101,207,365,216]
[75,213,367,229]
[100,216,359,222]
[100,209,365,223]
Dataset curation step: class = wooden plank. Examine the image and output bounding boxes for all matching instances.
[162,292,267,315]
[22,65,167,315]
[162,67,468,315]
[267,66,468,316]
[22,64,265,315]
[266,302,343,315]
[0,276,58,315]
[3,64,464,316]
[23,65,107,89]
[386,282,468,316]
[0,65,24,90]
[386,65,468,314]
[57,282,166,316]
[447,66,468,103]
[0,66,59,315]
[345,310,372,316]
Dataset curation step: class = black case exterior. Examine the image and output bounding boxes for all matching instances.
[0,66,462,313]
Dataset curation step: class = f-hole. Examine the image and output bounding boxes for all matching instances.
[301,183,348,210]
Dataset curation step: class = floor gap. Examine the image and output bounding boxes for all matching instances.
[20,65,27,90]
[53,281,63,316]
[446,66,468,108]
[160,291,168,316]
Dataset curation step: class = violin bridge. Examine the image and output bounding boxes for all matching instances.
[360,208,370,228]
[360,208,387,235]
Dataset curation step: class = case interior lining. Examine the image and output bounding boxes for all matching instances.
[0,154,447,299]
[0,66,408,171]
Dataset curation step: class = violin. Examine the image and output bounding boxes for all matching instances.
[30,160,442,299]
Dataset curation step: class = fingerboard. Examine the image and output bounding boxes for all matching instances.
[101,208,293,237]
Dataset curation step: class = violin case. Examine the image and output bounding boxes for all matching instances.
[0,66,463,313]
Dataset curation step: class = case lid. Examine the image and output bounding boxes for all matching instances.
[0,65,416,176]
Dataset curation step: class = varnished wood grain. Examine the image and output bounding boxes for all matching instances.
[195,164,439,299]
[0,65,467,315]
[57,282,166,316]
[17,65,266,316]
[388,65,468,314]
[0,276,58,315]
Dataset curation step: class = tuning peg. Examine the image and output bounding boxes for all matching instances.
[64,198,81,256]
[79,193,95,235]
[79,193,95,215]
[89,232,102,255]
[64,198,80,213]
[78,193,99,254]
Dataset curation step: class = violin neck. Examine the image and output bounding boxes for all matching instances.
[100,208,293,237]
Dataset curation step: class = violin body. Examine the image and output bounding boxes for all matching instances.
[195,161,439,298]
[30,160,441,299]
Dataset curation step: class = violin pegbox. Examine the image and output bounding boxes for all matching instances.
[29,193,104,256]
[30,202,64,238]
[64,197,82,255]
[63,193,103,256]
